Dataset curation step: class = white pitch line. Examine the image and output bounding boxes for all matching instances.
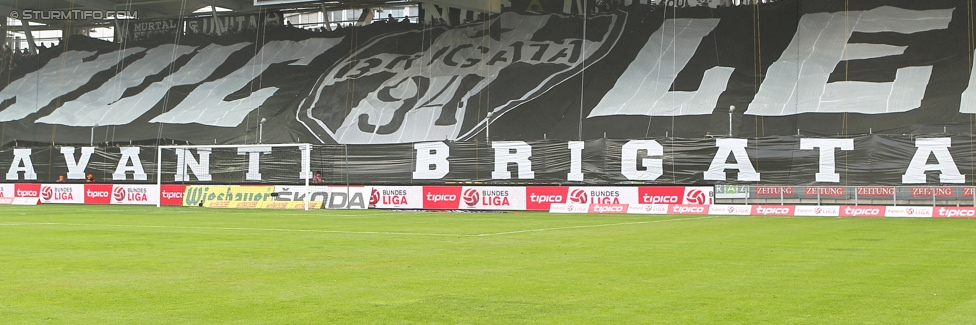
[0,216,721,237]
[0,222,463,237]
[472,215,723,236]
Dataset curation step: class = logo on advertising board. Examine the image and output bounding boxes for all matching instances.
[569,188,588,204]
[684,187,712,205]
[423,186,461,209]
[0,184,12,197]
[885,206,933,218]
[526,186,567,211]
[588,204,628,214]
[638,186,683,205]
[41,184,85,203]
[934,207,976,218]
[793,205,840,217]
[462,188,480,206]
[670,204,708,215]
[160,184,185,206]
[568,187,639,205]
[110,185,156,205]
[370,186,423,209]
[183,185,274,207]
[627,204,669,214]
[751,205,795,216]
[548,203,587,213]
[707,205,751,216]
[15,183,40,198]
[458,186,525,210]
[963,187,976,198]
[84,184,113,204]
[840,205,886,217]
[271,186,369,209]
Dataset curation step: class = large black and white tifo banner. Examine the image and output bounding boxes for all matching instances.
[3,0,976,146]
[2,135,975,185]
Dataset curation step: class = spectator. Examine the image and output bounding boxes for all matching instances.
[387,14,395,24]
[312,172,324,183]
[56,175,65,183]
[86,174,95,183]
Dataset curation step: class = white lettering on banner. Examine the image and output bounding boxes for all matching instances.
[800,138,853,183]
[938,207,976,218]
[426,194,457,202]
[641,194,678,204]
[113,147,148,181]
[491,141,535,180]
[844,206,882,217]
[588,18,733,117]
[61,147,95,180]
[162,190,183,200]
[87,190,110,198]
[755,207,791,216]
[6,149,37,180]
[902,138,964,184]
[237,146,272,181]
[592,205,624,213]
[704,139,760,181]
[413,142,450,179]
[621,140,663,181]
[174,148,212,182]
[567,141,584,181]
[748,7,953,116]
[530,194,563,203]
[672,205,706,214]
[17,189,38,197]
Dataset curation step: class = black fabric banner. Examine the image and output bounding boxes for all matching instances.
[2,135,974,186]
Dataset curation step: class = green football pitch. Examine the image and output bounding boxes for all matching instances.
[2,205,975,324]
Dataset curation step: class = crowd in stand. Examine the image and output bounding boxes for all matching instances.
[0,39,63,76]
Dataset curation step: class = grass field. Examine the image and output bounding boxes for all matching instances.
[2,205,976,324]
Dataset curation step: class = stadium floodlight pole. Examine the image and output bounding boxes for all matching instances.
[728,105,735,137]
[259,118,267,144]
[486,111,493,144]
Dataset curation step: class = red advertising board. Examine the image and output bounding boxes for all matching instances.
[588,204,628,214]
[751,205,796,216]
[840,205,886,217]
[422,186,462,209]
[14,183,40,197]
[84,184,113,204]
[160,184,186,206]
[669,204,708,215]
[637,186,685,205]
[525,186,568,211]
[933,207,976,218]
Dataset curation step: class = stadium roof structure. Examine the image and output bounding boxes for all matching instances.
[0,0,427,28]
